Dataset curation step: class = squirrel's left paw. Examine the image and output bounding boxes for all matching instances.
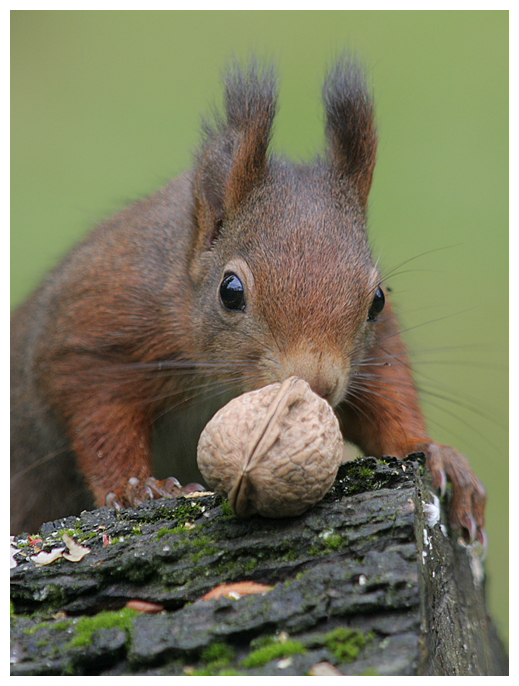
[414,442,486,547]
[106,476,204,509]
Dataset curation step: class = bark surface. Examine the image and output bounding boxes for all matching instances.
[10,456,508,676]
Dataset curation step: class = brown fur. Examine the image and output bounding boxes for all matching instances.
[10,59,485,541]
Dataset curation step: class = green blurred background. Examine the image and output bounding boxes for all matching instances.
[11,11,508,643]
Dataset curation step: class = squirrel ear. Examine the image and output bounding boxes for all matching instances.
[323,58,377,208]
[192,61,277,252]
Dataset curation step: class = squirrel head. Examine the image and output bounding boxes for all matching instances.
[188,58,383,406]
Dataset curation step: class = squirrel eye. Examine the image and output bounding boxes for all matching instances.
[368,286,385,321]
[220,273,246,311]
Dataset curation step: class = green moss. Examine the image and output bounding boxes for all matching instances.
[242,639,306,668]
[192,535,211,548]
[190,667,242,676]
[156,525,187,539]
[323,628,374,663]
[33,583,68,607]
[155,502,205,537]
[68,607,138,648]
[190,547,219,563]
[201,641,235,666]
[156,527,172,539]
[249,634,277,649]
[220,500,235,518]
[78,531,98,541]
[309,541,341,556]
[36,636,52,648]
[244,558,258,572]
[129,504,177,523]
[187,641,237,675]
[59,527,83,537]
[172,500,204,522]
[322,534,343,550]
[109,536,124,545]
[333,458,400,498]
[179,534,219,562]
[24,617,73,635]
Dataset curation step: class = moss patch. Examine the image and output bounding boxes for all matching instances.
[326,457,406,500]
[242,636,307,668]
[220,500,235,518]
[184,641,237,675]
[68,607,138,648]
[306,627,374,663]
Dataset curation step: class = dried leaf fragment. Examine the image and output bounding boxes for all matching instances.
[309,661,345,676]
[31,547,66,567]
[62,533,91,562]
[29,533,90,567]
[28,536,43,547]
[10,543,20,569]
[126,600,164,613]
[197,377,344,518]
[200,581,274,601]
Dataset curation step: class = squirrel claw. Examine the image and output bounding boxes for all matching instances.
[413,441,486,543]
[105,492,122,510]
[439,469,447,498]
[105,475,205,508]
[460,513,477,544]
[182,481,206,494]
[160,476,182,491]
[477,528,489,558]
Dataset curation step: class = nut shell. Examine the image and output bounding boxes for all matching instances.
[197,377,344,518]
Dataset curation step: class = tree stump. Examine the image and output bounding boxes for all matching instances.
[10,456,508,676]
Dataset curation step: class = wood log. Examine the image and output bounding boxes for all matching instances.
[10,456,508,675]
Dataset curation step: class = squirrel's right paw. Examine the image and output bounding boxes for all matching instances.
[105,476,204,509]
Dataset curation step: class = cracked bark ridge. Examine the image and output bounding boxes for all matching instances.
[10,456,508,676]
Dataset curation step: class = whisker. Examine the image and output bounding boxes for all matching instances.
[417,390,502,452]
[10,447,69,484]
[377,244,462,283]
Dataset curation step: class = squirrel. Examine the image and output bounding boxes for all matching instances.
[10,59,486,543]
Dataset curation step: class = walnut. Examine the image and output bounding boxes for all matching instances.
[197,376,344,518]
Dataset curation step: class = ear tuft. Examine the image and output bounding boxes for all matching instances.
[192,60,278,252]
[323,56,377,207]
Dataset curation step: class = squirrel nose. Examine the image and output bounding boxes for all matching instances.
[277,348,348,407]
[308,375,335,401]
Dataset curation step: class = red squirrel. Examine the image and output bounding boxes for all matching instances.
[10,59,486,542]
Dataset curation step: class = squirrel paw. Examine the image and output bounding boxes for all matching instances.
[414,442,487,546]
[105,476,205,509]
